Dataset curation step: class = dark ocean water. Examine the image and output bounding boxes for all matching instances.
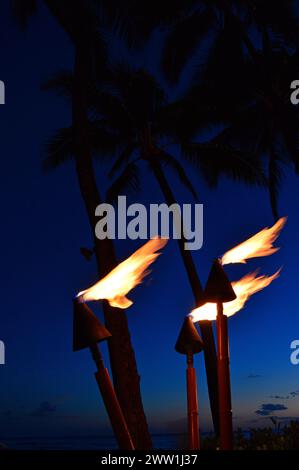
[0,434,188,450]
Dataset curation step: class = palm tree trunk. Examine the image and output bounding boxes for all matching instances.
[72,45,152,449]
[150,157,220,436]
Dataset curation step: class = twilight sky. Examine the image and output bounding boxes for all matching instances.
[0,1,298,441]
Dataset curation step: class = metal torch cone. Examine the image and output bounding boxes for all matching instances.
[73,299,134,450]
[204,259,236,451]
[175,317,204,450]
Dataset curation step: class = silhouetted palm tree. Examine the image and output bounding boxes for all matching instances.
[193,47,299,220]
[159,0,299,220]
[161,0,299,82]
[43,65,266,434]
[12,0,152,448]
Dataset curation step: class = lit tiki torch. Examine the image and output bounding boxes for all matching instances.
[175,317,204,450]
[73,299,135,449]
[203,259,236,450]
[190,217,286,450]
[75,237,168,448]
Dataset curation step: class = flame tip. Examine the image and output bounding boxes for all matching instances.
[192,214,286,323]
[76,238,168,308]
[221,216,286,265]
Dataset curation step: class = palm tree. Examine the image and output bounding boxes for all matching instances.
[161,0,299,83]
[99,70,267,436]
[43,65,266,434]
[159,0,299,220]
[191,47,299,220]
[12,0,152,448]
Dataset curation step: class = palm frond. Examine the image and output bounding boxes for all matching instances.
[108,143,136,178]
[89,120,124,157]
[101,0,196,48]
[159,151,198,200]
[156,92,216,141]
[43,127,74,171]
[162,7,214,83]
[208,103,265,151]
[106,162,140,203]
[92,90,133,135]
[198,15,254,110]
[44,121,121,171]
[244,0,299,45]
[41,70,73,98]
[109,67,166,128]
[182,141,267,187]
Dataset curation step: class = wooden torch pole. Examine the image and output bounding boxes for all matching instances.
[186,350,200,450]
[175,316,204,451]
[216,302,233,450]
[73,299,134,450]
[90,344,135,450]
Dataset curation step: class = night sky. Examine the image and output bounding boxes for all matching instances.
[0,1,299,442]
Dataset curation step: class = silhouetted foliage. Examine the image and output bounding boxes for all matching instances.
[201,421,299,450]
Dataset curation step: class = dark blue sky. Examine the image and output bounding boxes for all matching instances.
[0,1,298,441]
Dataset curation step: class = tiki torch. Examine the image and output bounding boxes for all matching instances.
[74,238,168,450]
[175,316,204,450]
[73,299,134,450]
[189,219,287,449]
[204,259,236,450]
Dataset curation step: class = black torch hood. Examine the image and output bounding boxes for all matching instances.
[73,299,112,351]
[175,316,204,355]
[204,259,236,303]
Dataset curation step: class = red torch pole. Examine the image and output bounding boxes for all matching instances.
[203,259,236,451]
[216,302,233,450]
[186,351,200,449]
[90,344,135,450]
[175,316,204,450]
[73,299,134,450]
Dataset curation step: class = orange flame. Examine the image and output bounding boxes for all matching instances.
[190,269,281,322]
[77,238,168,308]
[221,217,286,265]
[191,218,286,322]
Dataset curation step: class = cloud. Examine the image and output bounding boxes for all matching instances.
[270,395,290,400]
[255,403,288,416]
[247,374,261,379]
[30,401,57,417]
[268,390,299,400]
